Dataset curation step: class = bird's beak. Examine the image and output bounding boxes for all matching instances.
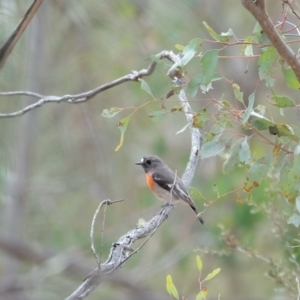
[135,161,142,165]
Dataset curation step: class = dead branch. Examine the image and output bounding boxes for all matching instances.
[0,51,171,118]
[65,204,174,300]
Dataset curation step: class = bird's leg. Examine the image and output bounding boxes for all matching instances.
[161,203,174,209]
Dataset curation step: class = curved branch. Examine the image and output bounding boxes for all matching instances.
[0,65,156,118]
[241,0,300,82]
[178,89,201,187]
[65,204,174,300]
[163,51,201,186]
[0,51,172,118]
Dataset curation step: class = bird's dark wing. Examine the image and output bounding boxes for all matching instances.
[152,172,174,191]
[152,172,189,199]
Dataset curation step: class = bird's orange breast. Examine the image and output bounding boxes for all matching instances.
[146,173,155,191]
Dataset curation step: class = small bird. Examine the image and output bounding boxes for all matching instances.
[136,155,204,224]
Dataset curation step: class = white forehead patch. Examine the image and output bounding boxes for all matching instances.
[141,157,145,163]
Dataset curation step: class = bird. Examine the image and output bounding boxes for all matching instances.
[135,155,204,224]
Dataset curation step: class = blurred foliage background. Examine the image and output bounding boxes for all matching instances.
[0,0,300,299]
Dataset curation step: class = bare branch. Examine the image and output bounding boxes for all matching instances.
[241,0,300,82]
[65,204,174,300]
[90,199,124,266]
[0,50,186,118]
[163,52,201,186]
[0,51,173,118]
[178,89,201,187]
[0,0,43,71]
[282,0,300,20]
[0,91,44,99]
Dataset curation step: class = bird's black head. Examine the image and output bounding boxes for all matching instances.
[135,155,163,173]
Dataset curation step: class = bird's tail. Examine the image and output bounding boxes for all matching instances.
[186,198,204,225]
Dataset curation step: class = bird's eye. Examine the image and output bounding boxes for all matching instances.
[146,159,151,165]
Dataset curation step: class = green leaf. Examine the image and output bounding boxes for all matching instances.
[192,109,209,129]
[232,83,244,104]
[218,95,231,109]
[166,275,179,300]
[170,105,183,112]
[253,22,270,44]
[295,143,300,156]
[251,118,274,130]
[203,21,233,42]
[242,93,255,124]
[176,123,190,135]
[148,111,166,122]
[181,38,203,65]
[258,46,277,83]
[280,164,300,204]
[239,137,251,164]
[242,36,254,56]
[190,187,206,202]
[115,116,130,151]
[196,289,208,300]
[187,73,221,97]
[102,107,123,118]
[223,139,244,173]
[175,44,185,51]
[196,255,203,271]
[139,79,154,97]
[210,116,229,136]
[270,150,288,179]
[187,73,204,97]
[244,154,272,192]
[281,64,300,89]
[253,22,264,43]
[287,213,300,228]
[296,197,300,213]
[200,140,226,159]
[268,123,298,142]
[256,105,266,116]
[288,155,300,183]
[270,95,295,108]
[201,50,219,85]
[203,268,221,282]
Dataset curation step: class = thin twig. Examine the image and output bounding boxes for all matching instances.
[169,170,177,204]
[65,204,174,300]
[0,0,43,70]
[90,199,124,267]
[297,277,300,300]
[0,91,44,98]
[120,204,175,268]
[282,0,300,20]
[100,201,108,266]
